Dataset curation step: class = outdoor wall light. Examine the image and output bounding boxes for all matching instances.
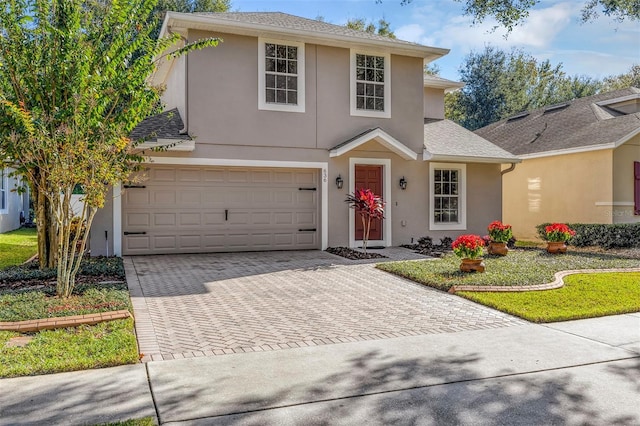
[399,176,407,190]
[336,175,344,189]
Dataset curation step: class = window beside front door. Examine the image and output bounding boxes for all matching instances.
[258,38,305,113]
[429,163,466,230]
[350,50,390,118]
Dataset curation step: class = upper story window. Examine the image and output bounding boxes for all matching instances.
[350,50,390,118]
[258,38,305,113]
[429,163,466,231]
[0,168,7,213]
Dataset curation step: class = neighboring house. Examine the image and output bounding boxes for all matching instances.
[90,12,519,256]
[476,88,640,240]
[0,168,29,233]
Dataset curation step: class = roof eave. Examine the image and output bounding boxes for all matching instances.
[423,152,521,164]
[163,12,449,59]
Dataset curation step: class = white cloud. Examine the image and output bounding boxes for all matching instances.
[432,2,575,51]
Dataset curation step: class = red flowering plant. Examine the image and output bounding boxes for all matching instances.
[487,220,513,243]
[345,188,385,253]
[544,223,576,242]
[451,234,485,259]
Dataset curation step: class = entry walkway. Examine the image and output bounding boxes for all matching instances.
[125,250,525,362]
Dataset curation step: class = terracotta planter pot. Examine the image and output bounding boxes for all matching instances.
[460,258,485,273]
[488,241,508,256]
[546,241,567,254]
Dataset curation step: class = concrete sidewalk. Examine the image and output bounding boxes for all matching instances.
[1,313,639,425]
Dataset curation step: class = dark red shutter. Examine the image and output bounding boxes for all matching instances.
[635,161,640,215]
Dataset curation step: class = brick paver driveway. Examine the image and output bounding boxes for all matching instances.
[125,250,524,361]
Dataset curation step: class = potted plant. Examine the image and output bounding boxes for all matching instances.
[543,223,575,253]
[452,234,485,272]
[345,188,385,253]
[487,220,512,256]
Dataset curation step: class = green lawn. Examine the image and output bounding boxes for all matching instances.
[457,272,640,322]
[0,227,38,269]
[0,257,139,378]
[376,249,639,292]
[0,319,139,378]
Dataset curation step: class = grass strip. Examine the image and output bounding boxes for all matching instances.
[0,318,139,378]
[376,249,639,291]
[0,228,38,269]
[456,272,640,323]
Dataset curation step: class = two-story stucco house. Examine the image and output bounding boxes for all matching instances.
[90,12,519,256]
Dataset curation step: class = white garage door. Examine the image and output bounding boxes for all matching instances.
[122,165,320,255]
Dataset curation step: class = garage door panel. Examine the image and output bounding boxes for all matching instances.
[123,166,320,254]
[152,168,176,181]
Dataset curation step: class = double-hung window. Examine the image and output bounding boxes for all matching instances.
[429,163,466,230]
[258,38,305,113]
[350,50,390,118]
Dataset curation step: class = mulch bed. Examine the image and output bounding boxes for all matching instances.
[326,247,387,260]
[0,274,124,292]
[401,236,453,258]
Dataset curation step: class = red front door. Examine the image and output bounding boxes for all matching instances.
[354,165,383,241]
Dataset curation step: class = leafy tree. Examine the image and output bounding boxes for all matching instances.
[446,46,601,130]
[346,18,396,38]
[602,64,640,91]
[390,0,639,32]
[0,0,218,297]
[151,0,230,37]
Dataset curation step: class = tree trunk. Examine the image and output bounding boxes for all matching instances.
[35,185,57,269]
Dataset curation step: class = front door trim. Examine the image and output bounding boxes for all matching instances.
[349,157,392,248]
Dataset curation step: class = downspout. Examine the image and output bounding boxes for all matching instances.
[501,162,517,175]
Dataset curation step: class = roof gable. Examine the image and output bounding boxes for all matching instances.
[329,128,418,160]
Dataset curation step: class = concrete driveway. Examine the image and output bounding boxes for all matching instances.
[125,249,525,362]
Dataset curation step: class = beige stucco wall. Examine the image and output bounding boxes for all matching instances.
[182,30,424,153]
[423,87,445,120]
[502,149,614,240]
[89,187,114,256]
[328,141,502,247]
[162,55,187,121]
[612,135,640,223]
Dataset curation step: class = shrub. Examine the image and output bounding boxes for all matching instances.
[452,234,485,259]
[536,223,640,249]
[488,220,513,243]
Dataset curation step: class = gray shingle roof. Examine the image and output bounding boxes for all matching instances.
[424,119,519,163]
[475,88,640,156]
[194,12,427,48]
[130,108,190,142]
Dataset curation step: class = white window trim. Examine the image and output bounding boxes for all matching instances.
[348,158,392,248]
[258,37,305,113]
[429,162,467,231]
[0,168,8,214]
[350,49,391,119]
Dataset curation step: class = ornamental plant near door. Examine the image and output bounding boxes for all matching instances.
[452,234,485,272]
[345,188,385,253]
[487,220,512,256]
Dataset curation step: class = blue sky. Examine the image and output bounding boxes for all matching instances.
[231,0,639,81]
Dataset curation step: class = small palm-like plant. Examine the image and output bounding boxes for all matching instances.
[345,188,385,253]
